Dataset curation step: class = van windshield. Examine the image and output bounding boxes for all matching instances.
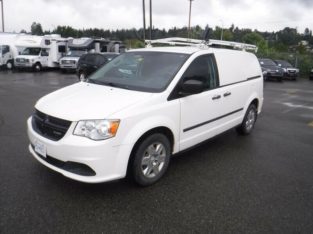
[88,51,189,92]
[21,48,41,56]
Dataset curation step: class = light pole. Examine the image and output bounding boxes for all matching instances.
[188,0,194,38]
[142,0,146,42]
[149,0,152,40]
[0,0,4,32]
[220,19,224,40]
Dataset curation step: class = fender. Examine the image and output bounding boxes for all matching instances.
[120,115,179,154]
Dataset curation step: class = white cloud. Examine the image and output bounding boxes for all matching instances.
[2,0,313,33]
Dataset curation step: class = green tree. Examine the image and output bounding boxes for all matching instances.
[31,22,43,35]
[243,32,267,55]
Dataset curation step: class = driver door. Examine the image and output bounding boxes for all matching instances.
[40,49,49,67]
[179,54,223,151]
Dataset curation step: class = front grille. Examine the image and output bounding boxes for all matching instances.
[61,60,75,64]
[16,58,29,63]
[32,110,71,141]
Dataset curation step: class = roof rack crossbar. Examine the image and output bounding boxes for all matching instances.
[145,37,258,52]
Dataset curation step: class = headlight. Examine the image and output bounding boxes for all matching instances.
[282,68,287,72]
[73,119,120,140]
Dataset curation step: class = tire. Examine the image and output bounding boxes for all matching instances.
[131,133,171,186]
[236,104,257,135]
[277,77,282,82]
[6,60,13,70]
[34,63,42,72]
[79,71,87,82]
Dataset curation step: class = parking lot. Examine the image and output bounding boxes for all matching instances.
[0,70,313,233]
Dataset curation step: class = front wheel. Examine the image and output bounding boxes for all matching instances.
[33,63,42,72]
[6,60,13,70]
[131,133,171,186]
[79,71,87,82]
[236,104,257,135]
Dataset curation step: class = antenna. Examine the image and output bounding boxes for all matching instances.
[203,28,210,41]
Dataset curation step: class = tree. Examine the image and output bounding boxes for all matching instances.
[31,22,43,35]
[242,32,267,56]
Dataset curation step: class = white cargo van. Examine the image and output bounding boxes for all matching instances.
[14,34,67,71]
[27,38,263,186]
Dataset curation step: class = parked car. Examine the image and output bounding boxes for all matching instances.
[310,69,313,80]
[27,40,263,186]
[59,50,86,72]
[76,53,119,81]
[274,60,299,80]
[259,58,283,82]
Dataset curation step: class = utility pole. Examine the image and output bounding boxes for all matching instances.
[220,19,224,40]
[0,0,4,32]
[149,0,152,40]
[188,0,194,39]
[142,0,146,42]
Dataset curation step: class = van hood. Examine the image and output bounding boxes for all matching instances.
[35,82,154,121]
[16,55,39,60]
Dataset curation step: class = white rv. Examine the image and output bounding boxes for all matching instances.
[0,33,20,69]
[60,38,125,72]
[14,34,67,71]
[59,38,94,72]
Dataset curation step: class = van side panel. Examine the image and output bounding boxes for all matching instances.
[214,49,263,86]
[212,50,263,135]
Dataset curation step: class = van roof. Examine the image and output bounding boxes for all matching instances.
[130,46,211,54]
[130,46,252,55]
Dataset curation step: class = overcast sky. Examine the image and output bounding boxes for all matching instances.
[2,0,313,33]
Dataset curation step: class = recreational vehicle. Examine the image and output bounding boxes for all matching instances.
[14,34,67,71]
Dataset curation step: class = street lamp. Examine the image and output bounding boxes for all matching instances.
[0,0,4,32]
[188,0,194,38]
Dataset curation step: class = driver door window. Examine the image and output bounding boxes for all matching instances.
[182,54,219,91]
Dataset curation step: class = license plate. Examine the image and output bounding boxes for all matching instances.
[34,140,47,158]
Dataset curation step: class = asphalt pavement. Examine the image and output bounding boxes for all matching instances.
[0,70,313,233]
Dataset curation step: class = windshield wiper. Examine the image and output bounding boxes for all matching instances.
[87,79,131,90]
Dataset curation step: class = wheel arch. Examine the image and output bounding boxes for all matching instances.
[126,126,175,176]
[244,93,262,115]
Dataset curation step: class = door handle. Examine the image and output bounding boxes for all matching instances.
[212,95,221,100]
[224,92,231,97]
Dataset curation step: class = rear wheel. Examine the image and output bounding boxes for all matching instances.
[236,104,257,135]
[131,133,171,186]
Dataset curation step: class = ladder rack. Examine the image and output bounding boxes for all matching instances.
[145,37,258,52]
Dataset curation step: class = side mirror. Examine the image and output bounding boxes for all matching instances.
[180,79,205,96]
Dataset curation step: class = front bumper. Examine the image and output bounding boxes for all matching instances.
[27,117,132,183]
[60,64,77,70]
[284,72,298,78]
[265,71,283,77]
[15,63,33,68]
